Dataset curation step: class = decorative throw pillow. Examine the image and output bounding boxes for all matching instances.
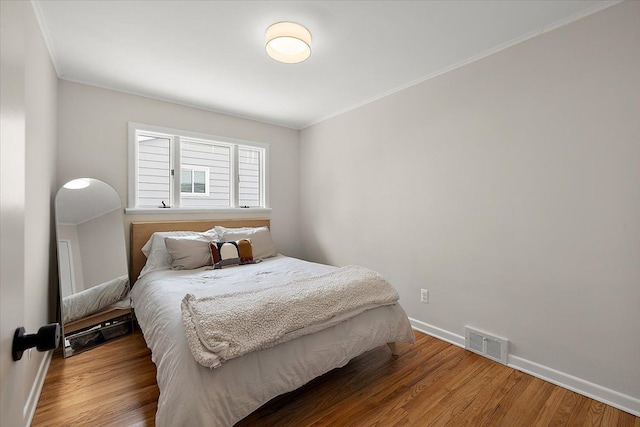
[214,226,277,259]
[165,237,214,270]
[209,239,255,269]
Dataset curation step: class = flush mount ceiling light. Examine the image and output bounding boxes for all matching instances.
[63,178,91,190]
[265,22,311,64]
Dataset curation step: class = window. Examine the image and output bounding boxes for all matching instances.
[238,147,262,207]
[128,123,268,211]
[181,166,209,195]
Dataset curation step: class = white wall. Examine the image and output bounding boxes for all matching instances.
[57,81,301,262]
[0,1,58,425]
[300,1,639,413]
[77,210,128,289]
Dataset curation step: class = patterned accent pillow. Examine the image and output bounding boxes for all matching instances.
[214,226,277,259]
[209,239,255,269]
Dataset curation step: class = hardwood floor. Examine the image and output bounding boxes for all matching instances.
[32,332,158,427]
[33,331,638,426]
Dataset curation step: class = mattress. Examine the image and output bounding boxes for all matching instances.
[131,255,414,426]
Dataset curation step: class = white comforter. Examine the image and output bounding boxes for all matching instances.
[131,255,414,427]
[63,274,129,324]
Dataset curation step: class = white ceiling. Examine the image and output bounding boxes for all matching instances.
[57,178,122,225]
[33,0,616,130]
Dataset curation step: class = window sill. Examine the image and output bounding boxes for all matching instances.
[125,207,272,215]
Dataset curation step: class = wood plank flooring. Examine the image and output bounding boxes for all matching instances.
[33,331,639,426]
[33,332,158,427]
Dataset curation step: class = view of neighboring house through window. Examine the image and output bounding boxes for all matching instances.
[179,140,229,207]
[129,124,267,210]
[238,147,261,207]
[137,134,171,208]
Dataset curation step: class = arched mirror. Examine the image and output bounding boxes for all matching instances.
[56,178,132,357]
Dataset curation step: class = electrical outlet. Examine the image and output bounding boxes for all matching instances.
[420,289,429,304]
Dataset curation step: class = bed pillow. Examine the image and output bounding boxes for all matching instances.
[165,237,214,270]
[209,239,255,269]
[214,226,276,259]
[139,230,218,277]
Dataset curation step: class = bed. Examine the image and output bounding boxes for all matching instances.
[62,274,129,324]
[129,219,415,426]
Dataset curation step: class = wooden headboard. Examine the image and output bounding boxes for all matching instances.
[130,218,270,286]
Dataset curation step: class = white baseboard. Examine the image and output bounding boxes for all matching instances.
[508,355,640,417]
[408,317,639,417]
[409,318,465,348]
[24,350,52,427]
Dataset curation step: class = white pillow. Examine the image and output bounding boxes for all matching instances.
[214,226,276,260]
[139,230,218,277]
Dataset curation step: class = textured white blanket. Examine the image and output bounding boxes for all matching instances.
[181,265,399,368]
